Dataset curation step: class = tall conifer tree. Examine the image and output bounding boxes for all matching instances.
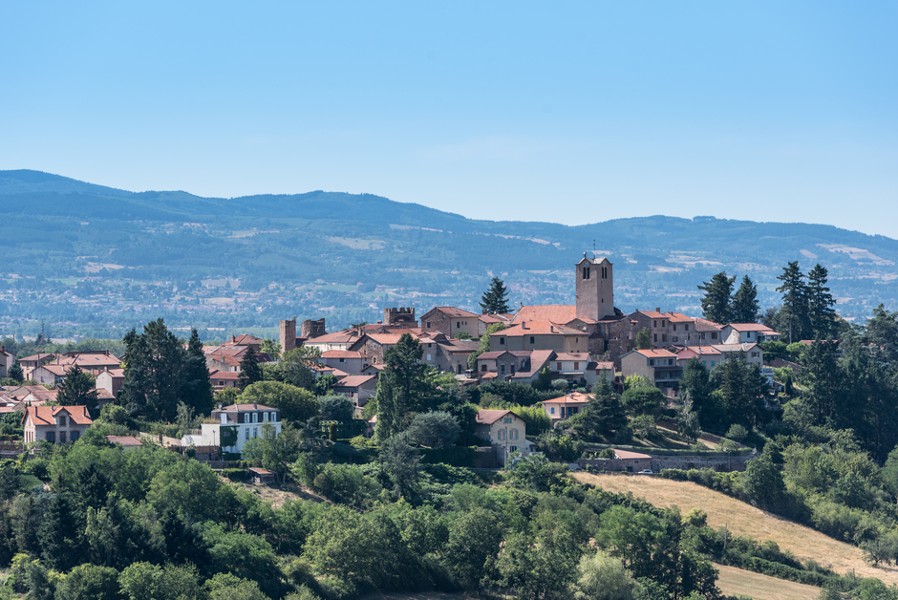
[181,329,214,414]
[731,275,759,323]
[807,264,837,339]
[776,261,810,343]
[480,276,511,314]
[698,272,735,324]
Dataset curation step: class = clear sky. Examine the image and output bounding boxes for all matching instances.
[2,2,896,236]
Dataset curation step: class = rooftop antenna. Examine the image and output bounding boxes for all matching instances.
[592,239,596,256]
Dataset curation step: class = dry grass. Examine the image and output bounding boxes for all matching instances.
[715,563,820,600]
[574,473,898,585]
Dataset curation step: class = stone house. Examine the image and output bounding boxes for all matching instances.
[474,409,529,466]
[420,307,481,338]
[721,324,781,345]
[620,348,682,391]
[23,405,92,444]
[320,350,369,375]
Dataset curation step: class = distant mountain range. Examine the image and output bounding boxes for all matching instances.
[1,169,896,339]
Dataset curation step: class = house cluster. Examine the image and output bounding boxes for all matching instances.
[277,255,779,415]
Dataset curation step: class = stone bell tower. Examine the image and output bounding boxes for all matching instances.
[575,255,614,321]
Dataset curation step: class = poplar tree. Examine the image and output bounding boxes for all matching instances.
[697,272,735,324]
[731,275,759,323]
[480,276,511,314]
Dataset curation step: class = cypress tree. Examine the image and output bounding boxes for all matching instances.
[807,264,837,339]
[238,346,263,390]
[8,360,23,383]
[697,272,735,324]
[180,329,214,415]
[480,276,511,314]
[776,261,810,343]
[375,333,428,441]
[731,275,759,323]
[121,319,187,421]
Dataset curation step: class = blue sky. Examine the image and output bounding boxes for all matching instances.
[2,2,896,236]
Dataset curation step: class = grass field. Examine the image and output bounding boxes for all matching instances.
[715,563,821,599]
[574,472,898,585]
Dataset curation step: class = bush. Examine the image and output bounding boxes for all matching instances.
[726,424,748,442]
[221,468,251,482]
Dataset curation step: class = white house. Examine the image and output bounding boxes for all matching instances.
[182,403,281,456]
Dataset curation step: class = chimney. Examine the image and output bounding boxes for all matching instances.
[656,307,660,312]
[521,322,528,330]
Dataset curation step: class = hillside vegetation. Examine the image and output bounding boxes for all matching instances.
[574,473,898,585]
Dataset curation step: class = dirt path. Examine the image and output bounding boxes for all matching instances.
[574,472,898,585]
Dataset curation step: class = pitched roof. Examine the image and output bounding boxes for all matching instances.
[25,405,92,426]
[512,305,577,325]
[227,334,264,346]
[633,348,678,358]
[498,321,585,337]
[219,403,277,412]
[479,313,514,324]
[667,313,695,323]
[553,352,591,361]
[543,392,593,405]
[693,318,723,331]
[726,323,779,333]
[478,350,530,360]
[677,346,723,357]
[334,375,377,389]
[321,350,365,359]
[711,343,760,353]
[595,361,614,370]
[303,330,362,345]
[475,409,514,425]
[421,306,479,319]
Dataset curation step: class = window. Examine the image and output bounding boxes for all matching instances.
[529,336,535,344]
[503,416,512,423]
[426,321,431,328]
[573,362,579,370]
[653,334,658,342]
[649,359,655,366]
[57,415,67,426]
[550,407,556,414]
[498,429,506,441]
[510,429,518,440]
[602,266,608,279]
[499,337,505,345]
[557,362,562,370]
[46,431,56,443]
[60,431,67,444]
[339,358,345,363]
[245,429,250,441]
[582,267,591,280]
[271,412,278,422]
[252,412,258,423]
[253,427,258,438]
[71,431,80,441]
[457,322,461,328]
[426,353,432,361]
[481,364,487,372]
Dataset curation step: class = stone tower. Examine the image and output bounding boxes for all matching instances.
[279,319,297,355]
[575,255,614,321]
[301,318,326,339]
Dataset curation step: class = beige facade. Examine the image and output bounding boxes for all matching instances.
[23,405,92,444]
[575,256,615,321]
[474,409,528,466]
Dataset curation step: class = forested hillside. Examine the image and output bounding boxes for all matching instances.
[1,170,898,339]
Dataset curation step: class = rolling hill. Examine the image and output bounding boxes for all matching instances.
[1,169,897,339]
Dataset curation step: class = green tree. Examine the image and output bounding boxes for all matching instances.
[8,360,23,383]
[405,411,460,448]
[468,322,506,370]
[119,562,203,600]
[807,263,838,339]
[243,424,307,483]
[205,573,270,600]
[238,346,263,389]
[375,333,430,440]
[121,319,188,421]
[443,507,505,588]
[776,261,810,343]
[572,549,636,600]
[480,276,511,314]
[635,327,651,349]
[681,360,719,431]
[275,347,321,390]
[731,275,759,323]
[180,328,213,415]
[56,364,97,407]
[240,381,318,423]
[698,272,735,324]
[55,564,119,600]
[379,433,421,501]
[621,385,664,417]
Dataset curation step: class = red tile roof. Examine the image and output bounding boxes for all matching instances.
[334,375,377,388]
[25,405,92,426]
[634,349,678,358]
[422,306,479,319]
[322,350,365,359]
[512,305,577,325]
[475,409,514,425]
[727,323,779,333]
[219,403,277,412]
[542,392,593,405]
[613,449,652,460]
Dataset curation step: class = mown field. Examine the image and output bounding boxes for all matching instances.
[574,472,898,585]
[714,563,820,600]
